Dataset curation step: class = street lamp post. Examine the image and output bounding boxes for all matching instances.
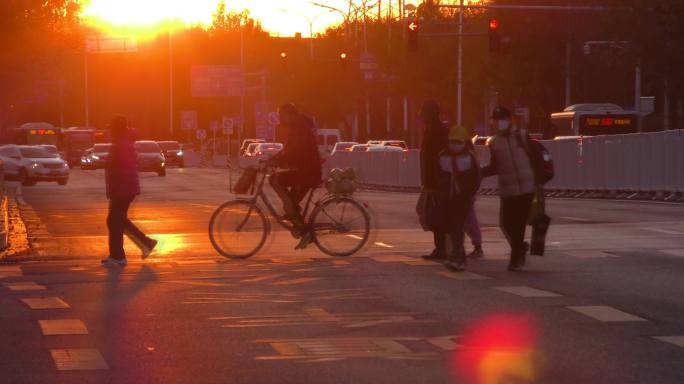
[277,8,334,59]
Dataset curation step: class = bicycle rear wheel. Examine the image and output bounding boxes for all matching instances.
[209,200,269,258]
[311,196,370,257]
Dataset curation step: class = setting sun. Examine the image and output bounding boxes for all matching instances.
[80,0,348,38]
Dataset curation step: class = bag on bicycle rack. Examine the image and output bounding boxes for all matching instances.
[233,167,257,194]
[326,167,357,195]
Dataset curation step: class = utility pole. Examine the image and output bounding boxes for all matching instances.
[457,0,464,126]
[169,29,174,137]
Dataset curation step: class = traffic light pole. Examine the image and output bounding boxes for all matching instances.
[457,0,463,127]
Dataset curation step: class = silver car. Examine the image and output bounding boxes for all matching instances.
[0,145,70,186]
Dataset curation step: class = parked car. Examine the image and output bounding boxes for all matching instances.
[134,141,166,177]
[0,144,69,186]
[80,148,93,169]
[331,141,358,154]
[240,139,265,156]
[350,144,370,152]
[158,141,184,168]
[316,129,341,157]
[380,140,408,151]
[239,143,261,168]
[367,145,404,152]
[253,143,283,163]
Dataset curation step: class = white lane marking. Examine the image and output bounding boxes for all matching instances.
[346,235,364,240]
[495,286,562,298]
[39,319,89,335]
[50,349,109,370]
[21,297,70,309]
[653,336,684,348]
[561,216,590,222]
[427,336,462,351]
[564,250,619,259]
[374,242,394,248]
[662,249,684,257]
[568,306,647,322]
[3,282,46,291]
[641,227,684,235]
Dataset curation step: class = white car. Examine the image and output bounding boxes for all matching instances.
[366,140,383,146]
[253,143,283,162]
[239,143,261,168]
[367,145,404,152]
[0,144,70,186]
[350,144,370,152]
[331,142,358,154]
[380,140,408,151]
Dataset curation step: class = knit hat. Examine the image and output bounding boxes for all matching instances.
[491,106,512,120]
[448,125,469,142]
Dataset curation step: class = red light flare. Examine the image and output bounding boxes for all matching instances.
[451,313,544,384]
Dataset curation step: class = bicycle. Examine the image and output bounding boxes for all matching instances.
[208,165,371,258]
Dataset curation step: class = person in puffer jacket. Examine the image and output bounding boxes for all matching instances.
[434,125,481,272]
[102,116,157,267]
[482,106,535,271]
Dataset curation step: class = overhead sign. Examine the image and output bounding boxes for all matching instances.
[191,65,245,97]
[180,111,198,130]
[86,35,138,53]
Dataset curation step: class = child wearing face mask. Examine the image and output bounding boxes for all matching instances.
[434,125,481,272]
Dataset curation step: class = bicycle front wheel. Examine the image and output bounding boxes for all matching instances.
[311,196,370,257]
[208,200,269,258]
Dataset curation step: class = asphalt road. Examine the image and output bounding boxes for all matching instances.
[1,167,684,384]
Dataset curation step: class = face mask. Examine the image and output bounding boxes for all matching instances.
[497,120,511,132]
[449,143,465,153]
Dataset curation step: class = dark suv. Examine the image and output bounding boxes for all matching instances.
[157,141,184,168]
[134,141,166,177]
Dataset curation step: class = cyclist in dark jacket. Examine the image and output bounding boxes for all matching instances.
[269,104,322,248]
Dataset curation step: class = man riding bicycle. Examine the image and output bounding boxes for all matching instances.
[267,103,322,249]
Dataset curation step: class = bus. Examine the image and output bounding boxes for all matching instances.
[550,103,639,137]
[62,127,108,166]
[15,122,61,146]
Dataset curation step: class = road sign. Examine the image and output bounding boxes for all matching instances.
[180,111,198,130]
[196,129,207,140]
[191,65,245,97]
[268,112,280,126]
[222,116,234,134]
[86,35,138,53]
[210,120,220,132]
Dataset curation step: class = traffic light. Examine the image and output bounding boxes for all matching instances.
[339,52,348,68]
[488,19,500,53]
[279,51,287,67]
[407,19,419,52]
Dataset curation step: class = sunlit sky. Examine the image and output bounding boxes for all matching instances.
[81,0,421,38]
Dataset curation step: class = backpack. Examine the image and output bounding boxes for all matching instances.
[516,135,554,185]
[528,139,554,184]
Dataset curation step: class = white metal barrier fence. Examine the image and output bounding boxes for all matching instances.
[324,130,684,200]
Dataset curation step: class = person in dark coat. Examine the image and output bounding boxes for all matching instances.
[268,103,322,249]
[419,100,449,261]
[434,125,481,271]
[102,116,157,266]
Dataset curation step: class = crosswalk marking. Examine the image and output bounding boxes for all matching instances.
[564,250,619,258]
[50,349,109,370]
[3,282,46,291]
[374,242,394,248]
[568,306,647,322]
[0,266,22,278]
[39,319,88,335]
[641,227,683,235]
[495,286,562,298]
[662,249,684,257]
[436,271,490,280]
[21,297,70,309]
[272,277,320,286]
[653,336,684,348]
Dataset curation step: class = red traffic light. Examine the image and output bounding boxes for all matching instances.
[489,19,499,30]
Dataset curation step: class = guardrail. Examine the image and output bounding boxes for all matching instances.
[324,130,684,201]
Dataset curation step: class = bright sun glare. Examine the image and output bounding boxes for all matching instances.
[80,0,348,38]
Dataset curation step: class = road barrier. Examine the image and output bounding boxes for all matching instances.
[324,130,684,201]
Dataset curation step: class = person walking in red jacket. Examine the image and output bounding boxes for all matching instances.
[101,116,157,266]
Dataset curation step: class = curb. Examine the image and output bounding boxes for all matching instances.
[0,195,8,251]
[0,189,31,261]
